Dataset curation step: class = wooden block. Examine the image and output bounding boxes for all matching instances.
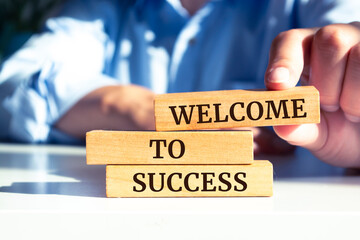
[86,130,253,165]
[106,161,273,197]
[155,86,320,131]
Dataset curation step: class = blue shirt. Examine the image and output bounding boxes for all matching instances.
[0,0,359,143]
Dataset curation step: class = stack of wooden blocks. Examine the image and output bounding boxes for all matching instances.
[86,86,320,197]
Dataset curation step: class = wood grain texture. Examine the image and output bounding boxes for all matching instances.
[106,161,273,197]
[155,86,320,131]
[86,130,253,165]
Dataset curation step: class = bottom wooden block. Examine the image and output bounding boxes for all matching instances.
[106,161,273,197]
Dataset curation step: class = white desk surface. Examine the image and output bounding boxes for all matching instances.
[0,143,359,240]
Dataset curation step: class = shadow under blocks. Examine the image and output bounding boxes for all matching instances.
[0,150,106,198]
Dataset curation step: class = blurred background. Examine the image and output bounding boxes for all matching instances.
[0,0,64,63]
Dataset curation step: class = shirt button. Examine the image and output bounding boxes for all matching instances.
[188,37,196,45]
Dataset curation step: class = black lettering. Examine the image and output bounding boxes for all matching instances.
[213,103,229,122]
[167,173,182,192]
[149,139,167,159]
[168,139,185,159]
[229,102,245,121]
[201,172,216,192]
[196,104,212,123]
[292,98,307,118]
[234,172,247,192]
[133,173,146,192]
[218,172,232,192]
[247,101,263,121]
[265,100,290,119]
[184,173,200,192]
[148,173,166,192]
[169,105,195,125]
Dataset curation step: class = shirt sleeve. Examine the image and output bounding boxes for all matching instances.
[0,0,123,143]
[296,0,360,28]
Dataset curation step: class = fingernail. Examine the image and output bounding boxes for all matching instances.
[321,104,339,112]
[267,67,290,83]
[344,113,360,123]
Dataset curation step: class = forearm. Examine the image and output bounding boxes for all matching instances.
[55,85,155,139]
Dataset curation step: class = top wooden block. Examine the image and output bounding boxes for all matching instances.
[155,86,320,131]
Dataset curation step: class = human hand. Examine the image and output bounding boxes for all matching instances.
[56,84,155,139]
[100,84,155,130]
[264,22,360,167]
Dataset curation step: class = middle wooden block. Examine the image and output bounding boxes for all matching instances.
[86,130,253,165]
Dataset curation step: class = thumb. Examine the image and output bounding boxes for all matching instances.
[273,113,327,152]
[265,29,316,90]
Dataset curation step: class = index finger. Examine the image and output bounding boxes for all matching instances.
[265,28,316,90]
